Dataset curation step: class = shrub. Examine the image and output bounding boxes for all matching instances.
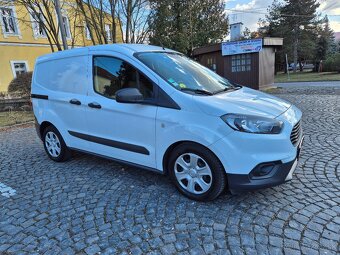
[7,71,33,98]
[0,92,6,99]
[323,53,340,72]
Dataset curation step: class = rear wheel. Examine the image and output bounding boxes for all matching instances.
[168,142,226,201]
[42,126,71,162]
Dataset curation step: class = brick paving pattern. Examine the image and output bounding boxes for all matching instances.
[0,86,339,254]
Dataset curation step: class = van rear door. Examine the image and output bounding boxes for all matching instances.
[33,53,90,151]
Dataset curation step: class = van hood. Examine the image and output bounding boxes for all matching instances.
[193,87,291,118]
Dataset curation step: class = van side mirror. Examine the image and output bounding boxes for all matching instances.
[115,88,144,103]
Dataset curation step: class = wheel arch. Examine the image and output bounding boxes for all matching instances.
[162,140,226,175]
[39,121,55,138]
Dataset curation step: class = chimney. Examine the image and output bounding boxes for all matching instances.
[230,22,243,41]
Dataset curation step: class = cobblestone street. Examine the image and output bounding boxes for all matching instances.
[0,86,339,255]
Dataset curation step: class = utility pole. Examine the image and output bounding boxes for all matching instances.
[55,0,68,50]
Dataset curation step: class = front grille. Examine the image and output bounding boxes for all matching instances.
[290,120,302,146]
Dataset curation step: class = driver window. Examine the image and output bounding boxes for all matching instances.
[93,56,153,99]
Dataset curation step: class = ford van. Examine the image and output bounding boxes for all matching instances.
[31,44,303,201]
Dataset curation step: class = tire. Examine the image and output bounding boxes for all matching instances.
[168,142,226,201]
[42,125,71,162]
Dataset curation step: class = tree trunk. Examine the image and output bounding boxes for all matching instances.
[125,0,132,43]
[298,58,303,72]
[293,24,298,73]
[110,0,117,43]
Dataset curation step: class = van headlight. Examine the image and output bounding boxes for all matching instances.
[221,114,283,134]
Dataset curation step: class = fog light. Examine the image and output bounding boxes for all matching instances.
[250,163,277,179]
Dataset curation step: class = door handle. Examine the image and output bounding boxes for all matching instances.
[88,102,101,109]
[69,99,81,105]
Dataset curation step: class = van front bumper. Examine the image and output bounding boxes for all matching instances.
[227,136,304,194]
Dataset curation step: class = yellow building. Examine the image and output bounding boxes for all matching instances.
[0,0,122,93]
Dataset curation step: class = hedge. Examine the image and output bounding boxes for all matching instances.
[8,72,33,98]
[323,53,340,73]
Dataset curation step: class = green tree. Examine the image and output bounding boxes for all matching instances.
[315,16,335,66]
[262,0,320,72]
[148,0,228,55]
[242,27,251,39]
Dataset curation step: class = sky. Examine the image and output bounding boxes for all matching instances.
[224,0,340,32]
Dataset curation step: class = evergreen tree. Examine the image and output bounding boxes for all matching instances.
[148,0,228,55]
[315,16,335,61]
[262,0,321,72]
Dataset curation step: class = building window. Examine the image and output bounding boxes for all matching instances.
[85,25,91,40]
[207,57,217,72]
[231,54,251,73]
[0,7,18,34]
[31,12,46,37]
[10,61,28,78]
[61,15,71,39]
[105,24,111,41]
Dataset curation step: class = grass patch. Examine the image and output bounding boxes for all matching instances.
[0,111,34,128]
[261,87,283,93]
[275,71,340,83]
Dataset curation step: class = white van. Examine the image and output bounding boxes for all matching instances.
[31,44,303,201]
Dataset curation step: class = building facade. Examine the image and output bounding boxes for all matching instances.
[192,38,283,90]
[0,0,122,93]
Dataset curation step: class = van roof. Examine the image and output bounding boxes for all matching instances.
[36,44,176,63]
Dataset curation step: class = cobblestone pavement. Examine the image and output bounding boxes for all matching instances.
[0,86,339,255]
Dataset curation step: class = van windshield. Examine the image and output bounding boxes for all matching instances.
[135,52,238,95]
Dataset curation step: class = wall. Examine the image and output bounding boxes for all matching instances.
[223,53,259,90]
[259,47,275,88]
[0,45,53,92]
[195,51,260,89]
[195,51,225,76]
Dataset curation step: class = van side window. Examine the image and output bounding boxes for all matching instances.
[93,56,153,99]
[35,56,87,95]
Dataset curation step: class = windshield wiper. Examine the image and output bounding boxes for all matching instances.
[213,86,241,95]
[180,88,213,95]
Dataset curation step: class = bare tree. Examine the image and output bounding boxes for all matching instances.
[0,0,152,48]
[118,0,151,43]
[67,4,84,48]
[109,0,118,43]
[74,0,119,44]
[0,0,82,51]
[73,0,151,44]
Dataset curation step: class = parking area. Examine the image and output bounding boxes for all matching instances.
[0,86,339,255]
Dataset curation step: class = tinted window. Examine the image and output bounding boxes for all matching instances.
[93,56,153,99]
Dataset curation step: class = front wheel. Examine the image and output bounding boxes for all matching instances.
[43,126,71,162]
[168,143,226,201]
